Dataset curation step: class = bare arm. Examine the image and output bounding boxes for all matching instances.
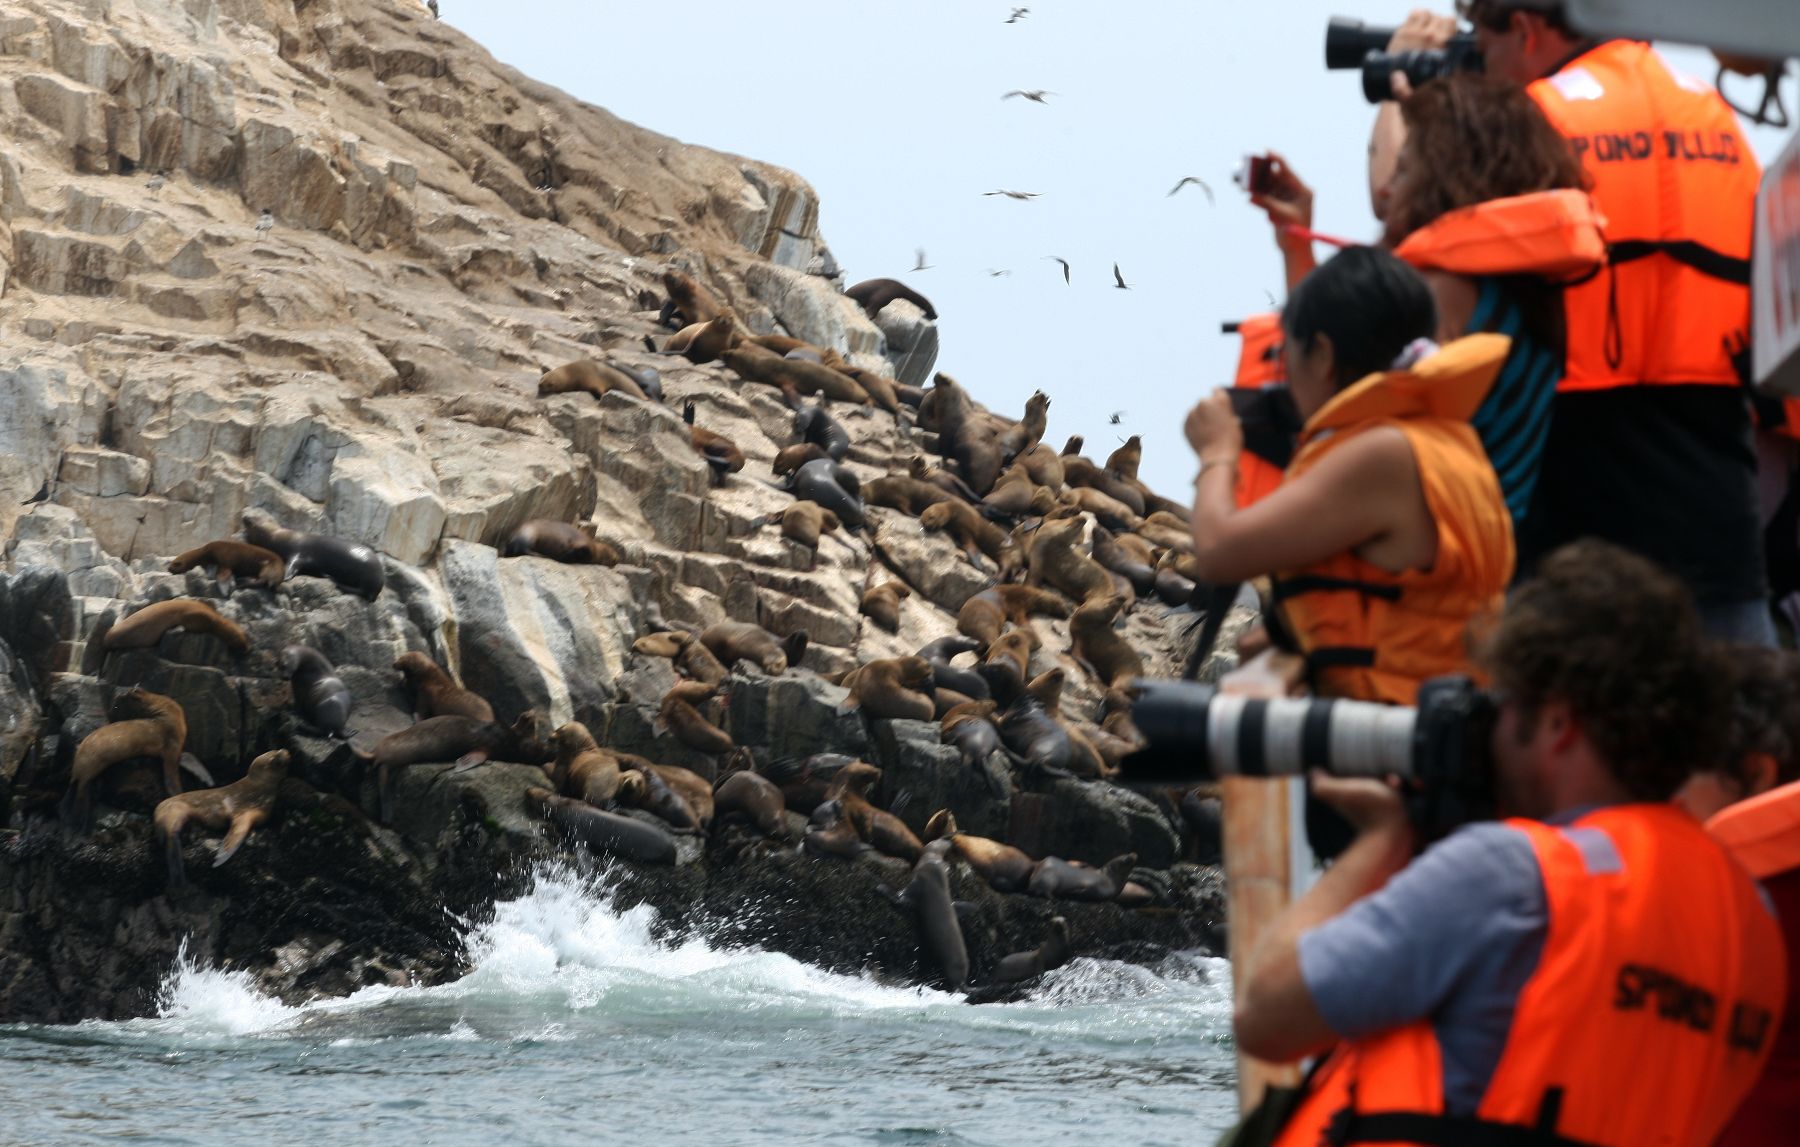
[1422,270,1477,343]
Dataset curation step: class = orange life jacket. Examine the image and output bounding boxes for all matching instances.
[1707,779,1800,881]
[1392,188,1608,282]
[1232,312,1292,509]
[1272,335,1516,704]
[1528,41,1761,391]
[1273,804,1789,1147]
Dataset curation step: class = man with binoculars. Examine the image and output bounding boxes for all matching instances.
[1207,541,1787,1145]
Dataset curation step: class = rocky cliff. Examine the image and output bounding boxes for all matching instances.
[0,0,1222,1024]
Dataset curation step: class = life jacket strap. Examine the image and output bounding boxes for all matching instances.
[1303,647,1378,670]
[1607,239,1752,286]
[1329,1088,1596,1147]
[1270,575,1405,604]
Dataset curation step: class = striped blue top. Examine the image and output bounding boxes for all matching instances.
[1465,277,1563,531]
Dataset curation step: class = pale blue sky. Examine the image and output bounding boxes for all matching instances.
[449,1,1793,498]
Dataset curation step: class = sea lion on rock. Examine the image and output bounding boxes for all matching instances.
[982,466,1056,521]
[621,761,711,832]
[1028,853,1138,902]
[700,622,805,676]
[613,362,664,402]
[723,346,868,406]
[939,703,1011,799]
[1091,527,1156,595]
[503,520,619,566]
[527,786,677,864]
[845,278,938,321]
[550,722,625,805]
[154,749,290,886]
[860,581,911,633]
[101,599,248,656]
[64,689,188,828]
[917,635,989,700]
[1056,486,1142,533]
[242,509,385,600]
[684,401,745,486]
[764,753,860,814]
[773,442,829,477]
[882,852,969,991]
[789,457,866,530]
[282,645,355,739]
[665,311,739,364]
[803,798,867,859]
[1137,512,1195,554]
[866,474,954,517]
[713,770,790,840]
[998,696,1076,779]
[924,811,1038,893]
[956,585,1071,649]
[632,630,729,686]
[991,917,1072,984]
[1062,455,1147,517]
[822,761,884,841]
[983,632,1034,698]
[928,374,1003,497]
[1106,436,1143,481]
[840,657,936,721]
[837,365,902,415]
[1015,443,1065,491]
[659,679,737,756]
[1026,516,1114,605]
[768,502,841,568]
[793,404,852,461]
[167,540,284,594]
[394,651,495,723]
[920,501,1016,572]
[998,391,1050,464]
[870,808,925,863]
[537,358,651,402]
[371,711,548,820]
[1070,595,1145,687]
[663,269,727,325]
[1152,551,1198,607]
[910,456,983,505]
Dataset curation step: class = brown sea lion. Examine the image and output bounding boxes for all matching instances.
[933,687,978,720]
[929,376,1004,497]
[1105,435,1143,482]
[371,711,548,821]
[909,455,983,504]
[632,630,729,686]
[1070,595,1145,687]
[537,358,650,402]
[1061,435,1085,457]
[865,474,951,518]
[837,365,902,414]
[881,852,969,990]
[1057,487,1143,533]
[763,753,860,814]
[840,657,936,721]
[665,311,739,364]
[845,278,938,321]
[998,695,1078,779]
[1026,516,1114,605]
[920,500,1016,571]
[550,722,625,805]
[773,442,830,477]
[713,770,790,840]
[1062,455,1147,516]
[925,811,1039,893]
[527,786,677,864]
[938,704,1011,799]
[745,333,813,356]
[503,519,619,566]
[242,509,385,601]
[394,651,495,723]
[860,581,911,634]
[100,599,249,656]
[822,761,883,842]
[1023,666,1067,713]
[998,391,1050,463]
[768,502,841,567]
[956,585,1072,649]
[659,680,736,757]
[1028,852,1138,902]
[1152,551,1198,607]
[64,689,188,829]
[700,622,806,676]
[167,540,284,594]
[663,269,727,325]
[984,632,1035,698]
[1138,511,1196,554]
[282,645,355,739]
[1090,526,1157,595]
[623,761,712,832]
[684,400,745,486]
[154,748,290,886]
[982,466,1056,520]
[917,635,990,700]
[723,345,869,406]
[991,917,1072,983]
[803,797,868,859]
[870,808,925,863]
[1015,443,1066,491]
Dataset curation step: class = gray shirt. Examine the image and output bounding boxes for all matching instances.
[1297,821,1550,1115]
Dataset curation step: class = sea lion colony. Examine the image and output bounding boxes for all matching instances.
[49,264,1219,994]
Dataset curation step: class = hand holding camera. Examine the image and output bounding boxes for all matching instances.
[1237,152,1315,257]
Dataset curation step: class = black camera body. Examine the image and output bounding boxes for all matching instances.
[1120,675,1499,842]
[1327,16,1485,104]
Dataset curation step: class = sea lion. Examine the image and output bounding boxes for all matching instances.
[998,391,1050,463]
[684,400,745,486]
[64,689,188,828]
[773,442,830,477]
[612,362,664,402]
[242,509,385,600]
[882,852,969,990]
[845,278,938,322]
[803,798,868,859]
[837,365,902,415]
[860,581,911,633]
[659,679,736,756]
[394,651,495,723]
[618,761,710,832]
[1062,455,1147,517]
[1105,435,1143,482]
[1015,443,1065,491]
[1137,512,1196,554]
[167,540,283,594]
[665,311,738,364]
[917,635,989,700]
[100,599,249,656]
[919,500,1016,572]
[789,457,866,530]
[821,761,885,841]
[768,502,841,568]
[998,696,1076,779]
[956,585,1072,649]
[153,748,290,886]
[537,358,650,402]
[866,474,954,517]
[870,808,925,863]
[282,645,355,739]
[939,703,1011,799]
[1070,595,1145,687]
[763,753,860,814]
[991,917,1072,984]
[747,333,813,356]
[793,404,852,462]
[928,375,1003,497]
[982,632,1034,698]
[981,466,1056,521]
[1056,486,1143,533]
[1090,527,1156,595]
[925,811,1039,893]
[549,722,625,805]
[713,770,790,840]
[723,345,868,406]
[700,622,805,676]
[839,656,936,721]
[1028,853,1138,902]
[371,711,548,820]
[502,519,619,566]
[1025,516,1114,605]
[527,786,677,864]
[632,630,729,686]
[1152,552,1198,607]
[663,269,727,325]
[910,455,982,505]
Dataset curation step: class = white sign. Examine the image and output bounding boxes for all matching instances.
[1754,129,1800,395]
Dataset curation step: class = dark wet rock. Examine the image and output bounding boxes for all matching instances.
[868,716,1012,841]
[1007,777,1181,870]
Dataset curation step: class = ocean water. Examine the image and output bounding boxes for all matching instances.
[0,865,1239,1146]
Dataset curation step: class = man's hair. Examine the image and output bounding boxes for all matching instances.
[1281,246,1436,388]
[1478,540,1729,801]
[1462,0,1577,36]
[1717,646,1800,789]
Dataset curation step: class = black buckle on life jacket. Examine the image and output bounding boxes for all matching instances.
[1269,575,1404,604]
[1608,239,1752,286]
[1303,647,1379,670]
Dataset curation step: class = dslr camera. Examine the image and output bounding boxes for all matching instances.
[1120,675,1499,841]
[1327,16,1484,104]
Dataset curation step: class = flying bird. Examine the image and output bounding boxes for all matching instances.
[427,0,439,16]
[1006,7,1029,22]
[1109,411,1126,425]
[985,190,1040,200]
[145,171,166,194]
[1112,263,1130,290]
[913,248,933,271]
[1045,256,1071,285]
[1002,90,1054,103]
[255,209,274,234]
[1167,176,1214,204]
[985,269,1011,277]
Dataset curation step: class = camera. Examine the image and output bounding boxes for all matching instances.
[1326,16,1484,104]
[1118,675,1499,842]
